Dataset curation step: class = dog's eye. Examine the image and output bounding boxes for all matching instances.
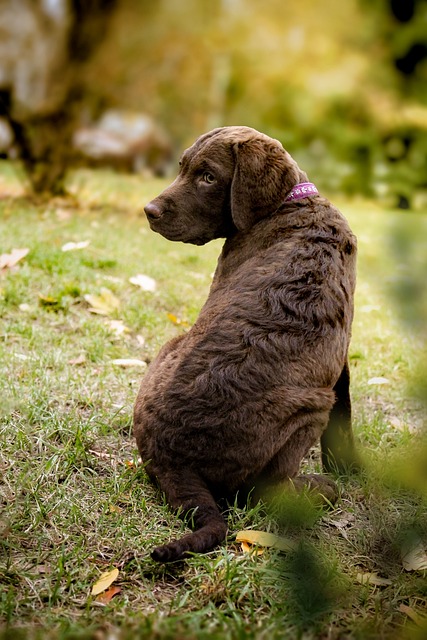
[202,172,215,184]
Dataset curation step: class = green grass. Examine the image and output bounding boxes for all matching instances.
[0,161,426,640]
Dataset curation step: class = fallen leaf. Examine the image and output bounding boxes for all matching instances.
[356,572,392,586]
[329,513,356,529]
[95,585,121,605]
[389,416,403,430]
[401,536,427,571]
[91,567,119,596]
[0,248,29,270]
[399,604,426,626]
[102,275,123,284]
[68,354,86,365]
[109,504,123,514]
[167,313,190,328]
[84,288,120,315]
[39,293,59,307]
[107,320,129,336]
[111,358,147,369]
[136,334,146,347]
[88,449,120,467]
[61,240,90,252]
[236,530,296,552]
[129,274,157,292]
[368,377,390,385]
[240,540,264,556]
[35,564,51,575]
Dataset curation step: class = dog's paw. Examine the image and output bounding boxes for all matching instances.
[151,541,184,563]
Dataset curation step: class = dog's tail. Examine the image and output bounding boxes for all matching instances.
[150,468,227,563]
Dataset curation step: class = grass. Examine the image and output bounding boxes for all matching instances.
[0,161,426,639]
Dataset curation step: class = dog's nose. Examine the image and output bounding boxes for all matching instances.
[144,201,163,221]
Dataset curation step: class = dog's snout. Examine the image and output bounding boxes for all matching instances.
[144,201,163,221]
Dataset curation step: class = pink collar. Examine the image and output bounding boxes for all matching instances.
[285,182,319,202]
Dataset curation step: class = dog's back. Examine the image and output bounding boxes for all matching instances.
[134,126,357,562]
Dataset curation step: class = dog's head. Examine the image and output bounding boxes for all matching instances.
[144,126,307,245]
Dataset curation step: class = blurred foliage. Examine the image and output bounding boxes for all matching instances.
[79,0,427,206]
[1,0,426,201]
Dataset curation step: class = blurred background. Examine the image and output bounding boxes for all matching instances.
[0,0,426,208]
[1,0,426,380]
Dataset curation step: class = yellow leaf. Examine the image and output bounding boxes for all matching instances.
[109,504,123,513]
[236,530,296,552]
[91,568,119,596]
[356,572,392,587]
[84,288,120,316]
[167,313,190,327]
[38,294,60,307]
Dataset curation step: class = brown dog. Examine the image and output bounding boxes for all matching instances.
[134,126,357,562]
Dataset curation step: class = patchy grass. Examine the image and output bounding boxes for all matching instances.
[0,161,426,640]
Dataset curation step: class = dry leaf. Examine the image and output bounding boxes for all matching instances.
[236,530,296,552]
[368,377,390,385]
[109,504,123,514]
[401,536,427,571]
[389,416,403,431]
[399,604,426,626]
[95,585,121,605]
[108,320,129,336]
[61,240,90,252]
[356,572,392,586]
[111,358,147,369]
[91,567,119,596]
[136,334,146,347]
[0,248,29,270]
[240,540,264,556]
[68,354,86,365]
[129,274,157,292]
[35,564,51,575]
[84,288,120,315]
[329,513,356,529]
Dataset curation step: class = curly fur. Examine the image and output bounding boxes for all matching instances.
[134,126,357,562]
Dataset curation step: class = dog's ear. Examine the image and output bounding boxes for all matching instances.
[231,137,300,231]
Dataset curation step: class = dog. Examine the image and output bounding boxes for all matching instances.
[133,126,357,562]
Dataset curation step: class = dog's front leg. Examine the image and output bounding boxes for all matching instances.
[149,466,227,563]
